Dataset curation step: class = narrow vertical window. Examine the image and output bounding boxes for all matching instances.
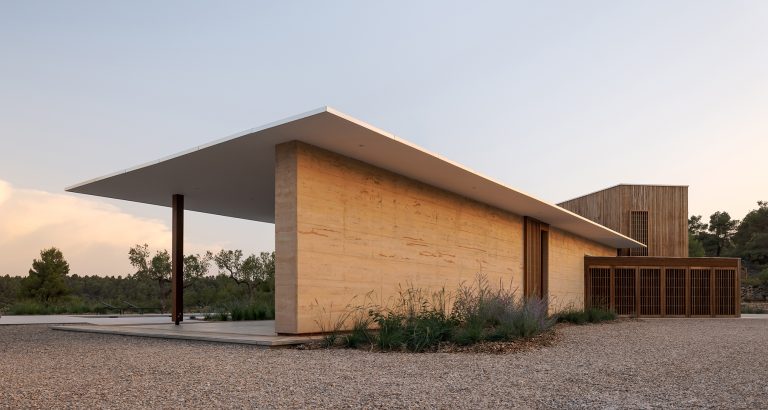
[629,210,649,256]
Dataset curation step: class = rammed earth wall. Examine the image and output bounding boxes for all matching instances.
[275,141,614,334]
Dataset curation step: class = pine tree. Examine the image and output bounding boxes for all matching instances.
[21,248,70,304]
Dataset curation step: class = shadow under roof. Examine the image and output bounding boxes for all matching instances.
[67,107,643,249]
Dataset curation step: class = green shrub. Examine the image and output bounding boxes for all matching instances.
[312,275,563,352]
[312,299,359,348]
[364,276,554,352]
[343,315,374,348]
[402,309,453,352]
[248,302,272,320]
[221,301,275,321]
[744,270,768,287]
[741,304,766,314]
[451,275,510,328]
[510,297,554,337]
[5,297,102,315]
[587,306,617,322]
[231,306,243,321]
[485,323,515,341]
[557,306,616,324]
[8,300,51,315]
[452,276,554,341]
[373,313,406,350]
[451,321,484,345]
[372,286,454,352]
[321,333,339,348]
[556,309,588,324]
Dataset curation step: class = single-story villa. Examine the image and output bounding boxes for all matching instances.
[70,107,735,334]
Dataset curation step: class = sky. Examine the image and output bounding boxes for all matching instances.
[1,1,766,277]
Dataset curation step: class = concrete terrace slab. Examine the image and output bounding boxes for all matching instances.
[50,320,320,347]
[0,314,200,326]
[740,314,768,319]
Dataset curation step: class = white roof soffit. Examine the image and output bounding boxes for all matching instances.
[67,107,643,249]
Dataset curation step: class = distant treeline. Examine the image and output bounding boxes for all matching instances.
[0,273,270,314]
[0,245,274,315]
[2,201,766,315]
[688,201,768,275]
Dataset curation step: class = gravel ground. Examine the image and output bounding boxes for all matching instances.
[1,319,766,409]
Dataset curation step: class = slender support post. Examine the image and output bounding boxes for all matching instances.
[172,194,184,325]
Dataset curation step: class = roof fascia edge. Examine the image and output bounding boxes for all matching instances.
[65,106,331,192]
[64,106,644,248]
[325,108,644,248]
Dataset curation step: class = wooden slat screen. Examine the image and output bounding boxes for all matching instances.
[715,268,736,316]
[629,210,649,256]
[639,268,661,316]
[524,217,549,299]
[558,185,689,257]
[690,268,711,316]
[615,268,636,315]
[664,268,686,316]
[584,257,740,318]
[588,267,611,309]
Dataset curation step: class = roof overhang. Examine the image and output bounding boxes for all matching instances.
[67,107,644,249]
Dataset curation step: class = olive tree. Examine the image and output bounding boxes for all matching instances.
[128,244,212,312]
[213,249,275,300]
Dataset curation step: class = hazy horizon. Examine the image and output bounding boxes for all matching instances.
[2,1,766,277]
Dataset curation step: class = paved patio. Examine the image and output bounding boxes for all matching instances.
[51,320,318,347]
[0,314,316,346]
[6,313,766,348]
[0,314,188,326]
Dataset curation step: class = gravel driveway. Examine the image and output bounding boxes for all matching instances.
[1,319,766,409]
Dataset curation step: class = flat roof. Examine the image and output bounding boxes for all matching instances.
[67,107,643,249]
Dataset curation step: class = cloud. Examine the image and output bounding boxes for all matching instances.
[0,179,218,277]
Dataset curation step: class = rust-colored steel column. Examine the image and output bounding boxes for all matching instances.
[172,194,184,325]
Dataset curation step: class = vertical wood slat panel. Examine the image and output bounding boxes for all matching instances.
[690,268,711,316]
[685,267,690,317]
[540,227,549,300]
[714,268,736,316]
[587,267,611,309]
[524,218,540,298]
[524,217,549,300]
[639,268,661,316]
[584,258,590,309]
[559,185,688,257]
[584,258,739,318]
[609,267,615,311]
[634,267,640,318]
[710,267,716,317]
[663,268,686,316]
[660,268,666,317]
[614,267,636,315]
[629,211,649,256]
[736,259,742,318]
